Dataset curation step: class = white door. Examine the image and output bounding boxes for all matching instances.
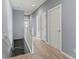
[48,4,62,50]
[41,12,46,41]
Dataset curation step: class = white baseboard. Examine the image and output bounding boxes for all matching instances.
[60,50,74,59]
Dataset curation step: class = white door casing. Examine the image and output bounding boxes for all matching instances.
[48,4,62,50]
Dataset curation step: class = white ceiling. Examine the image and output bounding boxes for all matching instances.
[10,0,47,15]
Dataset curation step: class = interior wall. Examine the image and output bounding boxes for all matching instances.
[24,16,32,52]
[31,0,61,41]
[2,0,13,58]
[31,0,76,58]
[62,0,76,58]
[13,10,24,39]
[31,14,37,36]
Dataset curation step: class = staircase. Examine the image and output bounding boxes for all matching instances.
[11,39,25,57]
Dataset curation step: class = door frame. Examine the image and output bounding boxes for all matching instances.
[47,4,62,50]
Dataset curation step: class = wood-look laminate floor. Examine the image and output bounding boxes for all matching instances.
[9,38,73,59]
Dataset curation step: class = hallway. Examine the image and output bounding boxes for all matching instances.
[9,38,73,59]
[2,0,76,59]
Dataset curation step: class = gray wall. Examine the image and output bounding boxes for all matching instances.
[62,0,76,58]
[31,0,76,58]
[2,0,13,58]
[31,0,61,41]
[13,10,24,39]
[24,16,32,52]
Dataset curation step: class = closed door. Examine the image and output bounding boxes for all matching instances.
[41,12,46,41]
[48,4,62,50]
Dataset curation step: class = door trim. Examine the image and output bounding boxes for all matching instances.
[47,4,62,50]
